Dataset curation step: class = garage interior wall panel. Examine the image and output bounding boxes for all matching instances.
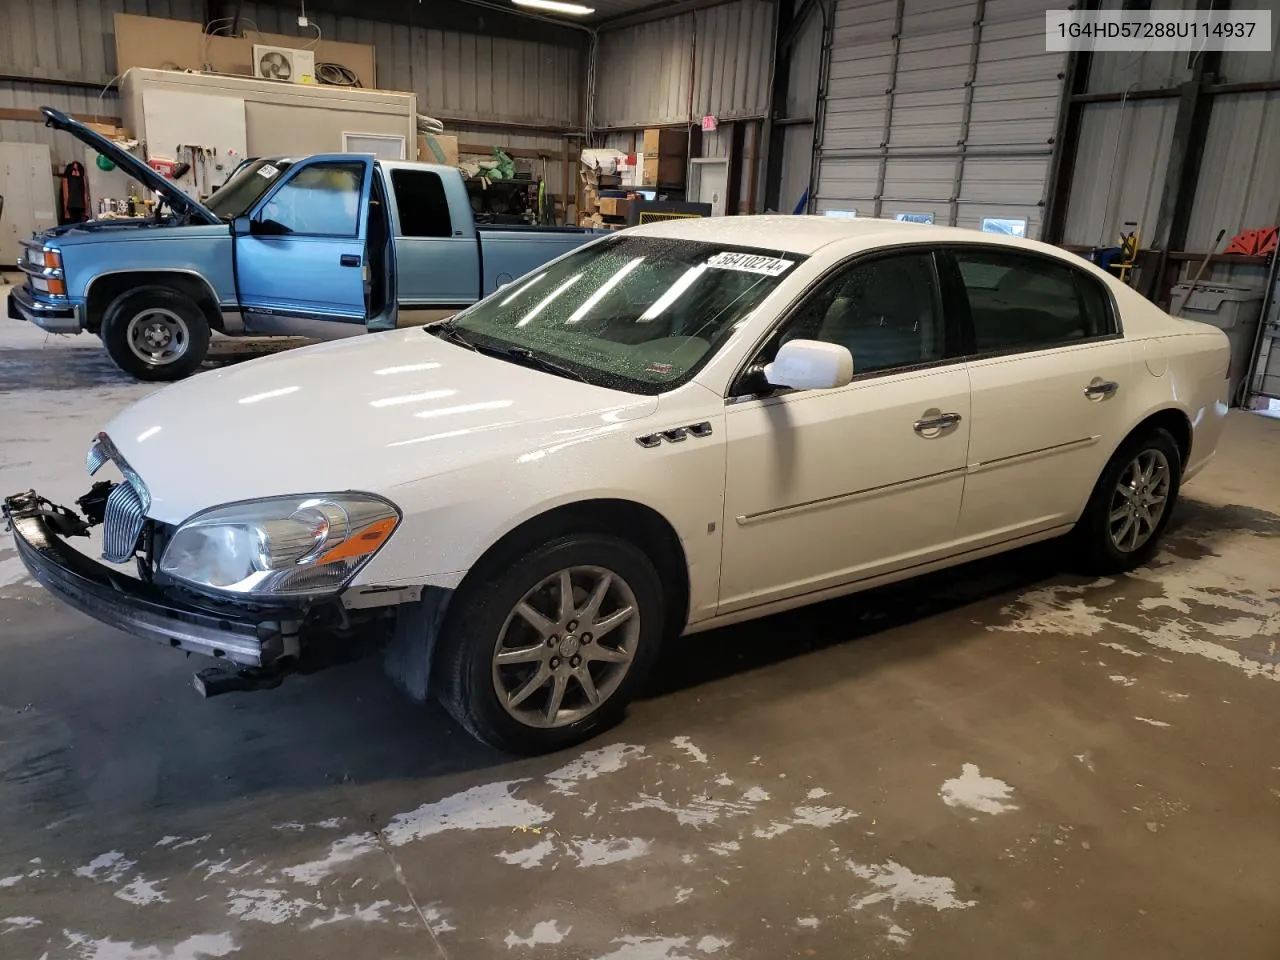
[232,2,581,129]
[593,0,774,129]
[1061,98,1178,248]
[814,0,1066,235]
[0,0,204,84]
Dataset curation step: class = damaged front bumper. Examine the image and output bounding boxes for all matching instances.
[2,490,303,669]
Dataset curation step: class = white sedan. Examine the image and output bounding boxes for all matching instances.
[4,217,1230,753]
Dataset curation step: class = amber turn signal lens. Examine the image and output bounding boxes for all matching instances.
[316,516,398,564]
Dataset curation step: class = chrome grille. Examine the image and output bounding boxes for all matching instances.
[87,433,152,564]
[102,480,147,563]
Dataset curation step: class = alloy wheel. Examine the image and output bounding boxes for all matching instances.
[492,565,639,728]
[1108,448,1171,553]
[126,308,190,366]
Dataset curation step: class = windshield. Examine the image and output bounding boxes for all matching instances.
[205,159,294,220]
[450,236,803,394]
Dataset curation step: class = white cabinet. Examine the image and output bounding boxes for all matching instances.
[0,142,57,266]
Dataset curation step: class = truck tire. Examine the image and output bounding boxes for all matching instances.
[434,533,665,754]
[100,286,211,382]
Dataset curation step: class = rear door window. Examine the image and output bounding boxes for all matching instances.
[949,247,1116,354]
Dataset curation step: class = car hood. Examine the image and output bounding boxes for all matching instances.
[102,328,660,524]
[41,106,220,226]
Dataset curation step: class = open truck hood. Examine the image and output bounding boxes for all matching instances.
[42,107,220,226]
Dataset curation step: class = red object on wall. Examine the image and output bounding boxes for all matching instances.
[1223,226,1278,257]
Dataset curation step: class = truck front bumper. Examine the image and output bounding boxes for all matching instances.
[7,285,82,334]
[2,490,302,668]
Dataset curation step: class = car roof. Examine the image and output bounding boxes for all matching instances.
[626,214,1063,259]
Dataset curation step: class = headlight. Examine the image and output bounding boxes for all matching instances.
[159,494,400,598]
[27,247,61,270]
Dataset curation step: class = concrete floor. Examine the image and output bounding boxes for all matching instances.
[1,294,1278,959]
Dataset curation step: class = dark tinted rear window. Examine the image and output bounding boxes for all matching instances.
[391,169,453,238]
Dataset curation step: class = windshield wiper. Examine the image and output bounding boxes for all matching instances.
[426,317,477,352]
[492,346,591,384]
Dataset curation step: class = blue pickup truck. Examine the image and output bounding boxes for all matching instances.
[8,108,600,380]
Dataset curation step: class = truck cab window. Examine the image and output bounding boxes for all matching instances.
[391,169,453,238]
[257,162,364,237]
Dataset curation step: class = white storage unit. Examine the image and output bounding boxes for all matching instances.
[118,69,417,200]
[810,0,1067,237]
[0,142,55,266]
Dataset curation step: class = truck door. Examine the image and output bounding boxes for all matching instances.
[233,155,374,337]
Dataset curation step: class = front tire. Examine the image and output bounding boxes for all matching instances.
[1073,427,1182,574]
[100,286,211,381]
[434,534,665,754]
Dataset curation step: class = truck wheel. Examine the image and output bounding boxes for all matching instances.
[434,533,665,754]
[100,286,211,382]
[1072,427,1182,574]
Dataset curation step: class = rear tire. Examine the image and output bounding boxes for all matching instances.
[1072,427,1182,574]
[100,286,210,381]
[434,533,665,754]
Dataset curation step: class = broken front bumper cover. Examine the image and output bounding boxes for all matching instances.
[2,490,303,668]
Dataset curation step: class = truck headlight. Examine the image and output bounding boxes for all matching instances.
[159,494,400,598]
[27,247,62,270]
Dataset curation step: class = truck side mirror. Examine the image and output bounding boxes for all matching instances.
[232,217,252,236]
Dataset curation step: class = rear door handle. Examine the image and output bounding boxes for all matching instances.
[340,254,362,267]
[913,412,962,434]
[1083,379,1119,399]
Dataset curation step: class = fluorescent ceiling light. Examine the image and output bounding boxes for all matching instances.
[513,0,595,15]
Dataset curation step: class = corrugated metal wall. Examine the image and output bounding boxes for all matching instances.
[812,0,1067,235]
[233,2,582,129]
[593,0,774,129]
[0,0,205,83]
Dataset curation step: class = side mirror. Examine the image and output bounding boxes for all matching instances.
[763,339,854,391]
[232,216,252,236]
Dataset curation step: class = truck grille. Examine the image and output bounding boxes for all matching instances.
[87,433,152,564]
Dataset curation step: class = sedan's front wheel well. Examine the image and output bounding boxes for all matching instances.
[466,500,691,640]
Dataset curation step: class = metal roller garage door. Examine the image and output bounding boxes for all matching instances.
[812,0,1067,238]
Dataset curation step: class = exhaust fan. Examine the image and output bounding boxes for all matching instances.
[253,45,315,84]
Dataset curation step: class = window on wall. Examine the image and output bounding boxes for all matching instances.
[390,169,453,238]
[950,248,1115,353]
[765,252,945,375]
[257,162,365,237]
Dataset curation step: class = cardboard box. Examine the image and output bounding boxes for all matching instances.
[417,134,459,166]
[643,128,688,157]
[597,197,632,218]
[642,154,686,186]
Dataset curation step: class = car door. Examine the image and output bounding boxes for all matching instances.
[384,167,480,317]
[718,249,972,615]
[944,245,1136,547]
[235,155,373,337]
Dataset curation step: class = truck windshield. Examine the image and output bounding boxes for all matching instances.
[205,159,294,220]
[450,235,803,395]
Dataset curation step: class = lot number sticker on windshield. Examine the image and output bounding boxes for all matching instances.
[257,164,280,180]
[705,252,794,276]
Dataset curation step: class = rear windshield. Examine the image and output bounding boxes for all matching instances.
[451,235,803,395]
[206,159,294,220]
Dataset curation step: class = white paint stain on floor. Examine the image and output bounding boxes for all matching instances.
[496,837,555,869]
[225,888,317,925]
[885,923,911,945]
[545,743,647,795]
[1134,716,1172,728]
[384,781,553,846]
[1109,674,1137,687]
[2,916,42,931]
[115,877,169,906]
[806,788,830,800]
[306,900,395,930]
[571,837,651,867]
[280,833,378,885]
[74,852,136,884]
[939,764,1018,815]
[796,916,820,929]
[847,860,976,912]
[671,737,708,764]
[62,930,238,959]
[505,920,571,948]
[592,934,730,960]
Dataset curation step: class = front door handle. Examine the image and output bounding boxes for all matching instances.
[913,412,962,434]
[340,254,362,267]
[1084,379,1119,399]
